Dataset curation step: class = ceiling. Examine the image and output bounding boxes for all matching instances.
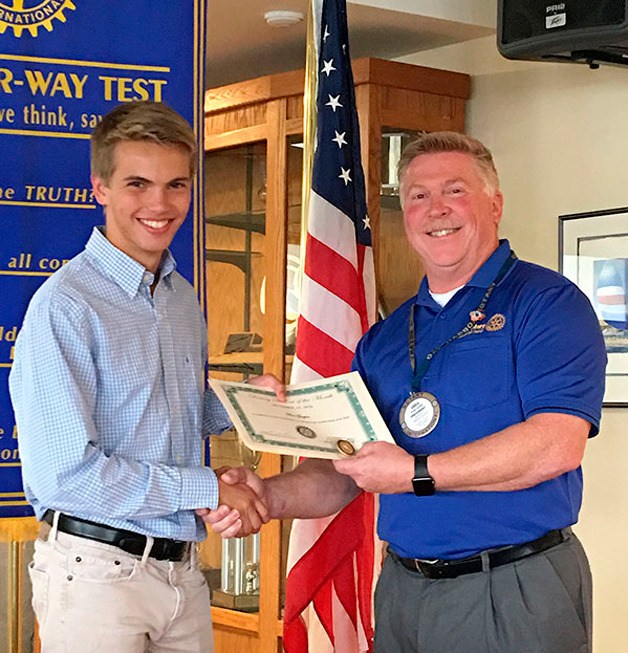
[206,0,496,89]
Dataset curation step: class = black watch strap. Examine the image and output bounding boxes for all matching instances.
[412,454,435,496]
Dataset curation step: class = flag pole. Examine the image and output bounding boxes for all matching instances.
[298,1,318,300]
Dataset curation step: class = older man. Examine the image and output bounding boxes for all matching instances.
[207,131,606,653]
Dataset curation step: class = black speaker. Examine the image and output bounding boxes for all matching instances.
[497,0,628,67]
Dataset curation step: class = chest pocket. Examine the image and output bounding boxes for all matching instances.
[434,334,512,411]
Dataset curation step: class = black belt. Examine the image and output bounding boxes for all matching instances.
[43,511,189,562]
[390,528,569,580]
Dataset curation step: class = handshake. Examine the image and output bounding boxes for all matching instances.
[196,438,410,539]
[197,466,270,539]
[197,372,284,538]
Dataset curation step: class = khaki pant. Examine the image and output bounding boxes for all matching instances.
[30,519,214,653]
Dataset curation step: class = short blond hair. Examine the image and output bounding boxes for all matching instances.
[398,131,499,196]
[91,101,196,182]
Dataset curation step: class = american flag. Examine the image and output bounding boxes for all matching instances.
[283,1,377,651]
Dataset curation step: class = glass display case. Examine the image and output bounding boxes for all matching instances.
[203,57,470,653]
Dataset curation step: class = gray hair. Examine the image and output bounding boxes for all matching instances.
[398,131,499,198]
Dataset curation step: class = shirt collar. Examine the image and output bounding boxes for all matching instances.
[84,227,177,297]
[415,239,513,307]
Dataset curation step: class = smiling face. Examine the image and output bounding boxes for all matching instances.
[91,140,192,273]
[400,151,503,292]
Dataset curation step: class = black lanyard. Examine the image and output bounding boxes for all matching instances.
[408,251,517,392]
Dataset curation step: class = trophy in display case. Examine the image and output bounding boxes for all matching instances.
[212,532,260,611]
[202,428,262,611]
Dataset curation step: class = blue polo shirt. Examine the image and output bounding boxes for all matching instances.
[353,240,606,559]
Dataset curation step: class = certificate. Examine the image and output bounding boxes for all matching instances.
[209,371,395,459]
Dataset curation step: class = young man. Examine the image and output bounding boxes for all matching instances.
[10,102,278,652]
[207,132,607,653]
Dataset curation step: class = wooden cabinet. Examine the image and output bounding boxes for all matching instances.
[202,57,469,653]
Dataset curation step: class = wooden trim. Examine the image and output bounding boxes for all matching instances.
[258,453,283,653]
[263,99,288,379]
[285,117,304,136]
[352,58,470,99]
[355,83,383,303]
[258,97,288,653]
[205,58,470,114]
[205,69,304,113]
[381,106,466,133]
[205,124,268,152]
[211,606,260,632]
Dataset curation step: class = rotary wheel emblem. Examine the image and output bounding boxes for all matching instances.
[485,313,506,332]
[0,1,76,38]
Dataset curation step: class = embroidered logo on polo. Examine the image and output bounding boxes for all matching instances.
[468,311,507,334]
[486,313,506,331]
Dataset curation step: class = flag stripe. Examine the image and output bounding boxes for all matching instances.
[285,494,369,621]
[362,247,376,325]
[290,356,324,383]
[305,234,366,315]
[284,617,310,653]
[298,274,363,351]
[294,317,355,378]
[307,191,360,266]
[314,582,335,645]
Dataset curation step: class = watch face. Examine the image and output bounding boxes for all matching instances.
[412,476,435,497]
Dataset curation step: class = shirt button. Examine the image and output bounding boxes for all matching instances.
[175,454,184,464]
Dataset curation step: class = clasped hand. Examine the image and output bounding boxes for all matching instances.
[197,466,266,538]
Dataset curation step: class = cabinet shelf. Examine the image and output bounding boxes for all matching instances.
[205,248,262,272]
[206,211,266,234]
[208,352,294,376]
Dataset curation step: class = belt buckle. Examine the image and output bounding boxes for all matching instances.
[413,558,439,574]
[117,536,145,557]
[150,538,171,561]
[153,539,186,562]
[169,540,187,562]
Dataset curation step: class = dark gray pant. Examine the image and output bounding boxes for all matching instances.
[374,530,591,653]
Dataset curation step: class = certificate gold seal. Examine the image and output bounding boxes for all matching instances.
[336,440,356,456]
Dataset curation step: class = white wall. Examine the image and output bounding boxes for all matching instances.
[352,0,496,28]
[400,37,628,653]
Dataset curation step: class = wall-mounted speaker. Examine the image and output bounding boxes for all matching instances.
[497,0,628,67]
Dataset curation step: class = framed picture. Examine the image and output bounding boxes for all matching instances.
[559,207,628,407]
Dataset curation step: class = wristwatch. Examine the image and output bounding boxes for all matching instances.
[412,454,435,496]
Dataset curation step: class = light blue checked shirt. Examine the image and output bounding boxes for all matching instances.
[9,227,231,541]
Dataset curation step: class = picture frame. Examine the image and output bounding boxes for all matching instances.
[559,207,628,407]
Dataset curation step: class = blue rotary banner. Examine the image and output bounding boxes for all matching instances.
[0,1,207,523]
